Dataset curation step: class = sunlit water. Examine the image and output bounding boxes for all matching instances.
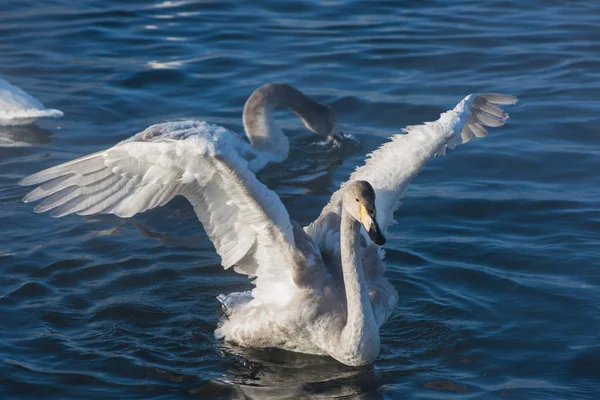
[1,1,599,399]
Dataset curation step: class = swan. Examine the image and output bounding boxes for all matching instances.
[0,76,64,126]
[240,82,340,171]
[19,91,517,366]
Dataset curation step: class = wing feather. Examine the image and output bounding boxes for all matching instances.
[21,152,107,185]
[21,122,314,301]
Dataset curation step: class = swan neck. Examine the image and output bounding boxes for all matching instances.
[242,84,321,163]
[338,208,379,364]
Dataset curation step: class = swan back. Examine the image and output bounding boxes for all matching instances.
[0,77,63,126]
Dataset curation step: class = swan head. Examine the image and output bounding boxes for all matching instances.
[343,181,386,246]
[302,104,342,141]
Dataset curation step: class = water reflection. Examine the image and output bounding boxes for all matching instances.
[194,345,383,399]
[0,125,53,147]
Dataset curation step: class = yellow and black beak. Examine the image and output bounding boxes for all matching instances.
[359,204,386,246]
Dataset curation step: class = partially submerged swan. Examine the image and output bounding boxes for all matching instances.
[20,91,517,366]
[242,82,340,170]
[0,76,63,126]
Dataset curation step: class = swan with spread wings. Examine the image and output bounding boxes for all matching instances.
[20,92,517,366]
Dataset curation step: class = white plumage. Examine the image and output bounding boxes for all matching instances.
[20,92,517,366]
[307,93,518,250]
[0,77,63,126]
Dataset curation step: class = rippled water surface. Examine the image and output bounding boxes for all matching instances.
[1,1,599,398]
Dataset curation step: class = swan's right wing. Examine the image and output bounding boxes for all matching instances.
[20,124,314,302]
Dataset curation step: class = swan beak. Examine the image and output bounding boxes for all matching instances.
[360,204,386,246]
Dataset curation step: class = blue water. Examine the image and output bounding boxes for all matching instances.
[1,0,599,398]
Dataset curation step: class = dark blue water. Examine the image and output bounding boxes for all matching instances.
[1,1,599,398]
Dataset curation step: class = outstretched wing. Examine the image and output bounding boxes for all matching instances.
[20,122,317,302]
[307,93,518,256]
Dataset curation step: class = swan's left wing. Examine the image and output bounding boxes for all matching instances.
[20,125,318,303]
[307,93,517,255]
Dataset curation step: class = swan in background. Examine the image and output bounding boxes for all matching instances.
[19,91,517,366]
[0,76,63,126]
[241,82,340,171]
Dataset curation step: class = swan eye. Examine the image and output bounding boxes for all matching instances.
[355,198,359,202]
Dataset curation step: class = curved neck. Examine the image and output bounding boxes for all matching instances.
[337,208,380,365]
[242,83,323,164]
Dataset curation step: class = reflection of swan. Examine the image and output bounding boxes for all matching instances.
[19,92,516,366]
[0,77,63,126]
[202,345,382,399]
[0,125,53,147]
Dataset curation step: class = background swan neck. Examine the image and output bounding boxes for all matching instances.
[242,83,322,163]
[338,208,380,365]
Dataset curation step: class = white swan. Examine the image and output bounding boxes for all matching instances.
[19,92,517,366]
[0,77,63,126]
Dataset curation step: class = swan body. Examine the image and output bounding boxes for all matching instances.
[20,91,517,366]
[0,77,63,126]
